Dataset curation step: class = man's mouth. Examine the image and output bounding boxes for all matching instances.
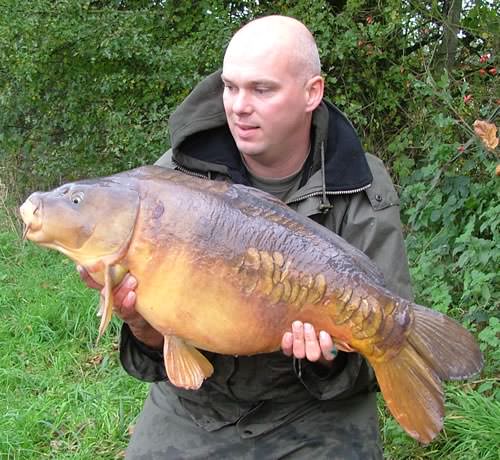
[234,123,259,138]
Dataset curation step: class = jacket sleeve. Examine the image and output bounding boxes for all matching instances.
[119,323,167,382]
[296,154,413,400]
[342,154,413,301]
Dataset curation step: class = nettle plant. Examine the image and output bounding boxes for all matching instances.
[393,70,499,378]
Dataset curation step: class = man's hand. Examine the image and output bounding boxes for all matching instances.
[281,321,336,367]
[77,266,164,350]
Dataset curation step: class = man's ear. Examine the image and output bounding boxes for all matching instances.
[305,76,324,113]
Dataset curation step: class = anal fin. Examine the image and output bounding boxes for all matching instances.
[163,336,214,390]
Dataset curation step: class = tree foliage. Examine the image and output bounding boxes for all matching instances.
[1,1,497,191]
[0,0,237,191]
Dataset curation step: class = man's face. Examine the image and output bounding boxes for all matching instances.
[222,44,310,163]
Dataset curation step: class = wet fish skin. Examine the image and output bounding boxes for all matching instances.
[19,165,483,444]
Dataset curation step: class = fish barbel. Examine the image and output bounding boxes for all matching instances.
[19,165,483,443]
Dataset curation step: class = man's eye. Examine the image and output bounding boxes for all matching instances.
[255,87,269,94]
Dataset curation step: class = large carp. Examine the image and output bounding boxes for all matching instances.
[20,166,483,443]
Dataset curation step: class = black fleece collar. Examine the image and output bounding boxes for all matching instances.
[318,100,373,192]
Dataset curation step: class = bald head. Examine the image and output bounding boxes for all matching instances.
[224,15,321,81]
[221,15,324,178]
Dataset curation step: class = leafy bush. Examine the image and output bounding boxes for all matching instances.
[396,71,499,375]
[0,0,237,199]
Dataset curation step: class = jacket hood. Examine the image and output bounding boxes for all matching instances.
[169,69,372,192]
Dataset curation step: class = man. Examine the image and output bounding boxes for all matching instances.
[80,15,412,459]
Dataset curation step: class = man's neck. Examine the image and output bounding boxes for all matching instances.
[241,141,311,180]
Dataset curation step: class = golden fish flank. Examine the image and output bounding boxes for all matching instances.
[19,165,483,445]
[236,248,327,307]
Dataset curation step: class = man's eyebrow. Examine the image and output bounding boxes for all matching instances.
[221,74,238,84]
[251,79,278,87]
[221,75,278,86]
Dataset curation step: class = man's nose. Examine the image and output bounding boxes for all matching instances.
[232,90,252,114]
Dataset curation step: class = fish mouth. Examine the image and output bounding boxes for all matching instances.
[19,195,43,240]
[22,223,31,240]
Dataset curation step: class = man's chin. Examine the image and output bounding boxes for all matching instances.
[235,140,265,157]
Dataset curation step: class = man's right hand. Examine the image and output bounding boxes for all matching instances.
[77,266,164,350]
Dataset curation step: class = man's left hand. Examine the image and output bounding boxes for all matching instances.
[281,321,336,367]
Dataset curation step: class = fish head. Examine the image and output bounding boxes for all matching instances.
[19,178,140,267]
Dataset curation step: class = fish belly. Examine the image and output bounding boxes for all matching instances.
[128,234,380,357]
[128,244,292,355]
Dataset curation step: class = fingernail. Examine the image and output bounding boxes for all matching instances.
[125,277,137,289]
[304,323,312,333]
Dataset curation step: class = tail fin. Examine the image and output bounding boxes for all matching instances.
[371,304,483,444]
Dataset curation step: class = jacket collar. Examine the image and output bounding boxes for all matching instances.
[169,69,372,194]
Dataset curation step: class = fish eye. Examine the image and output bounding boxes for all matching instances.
[70,192,84,205]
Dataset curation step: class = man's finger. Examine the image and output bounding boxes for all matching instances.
[304,323,321,362]
[292,320,306,359]
[113,275,138,307]
[77,265,102,290]
[118,291,138,320]
[113,283,138,321]
[281,331,293,357]
[319,330,336,361]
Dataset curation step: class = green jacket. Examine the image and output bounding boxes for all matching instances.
[119,69,413,437]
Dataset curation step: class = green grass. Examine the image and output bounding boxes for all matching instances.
[1,207,498,459]
[0,217,147,459]
[380,383,500,460]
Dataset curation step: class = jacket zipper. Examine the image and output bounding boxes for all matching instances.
[172,161,210,180]
[173,159,371,206]
[285,184,371,205]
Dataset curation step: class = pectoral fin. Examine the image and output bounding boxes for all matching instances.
[96,264,114,343]
[163,336,214,390]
